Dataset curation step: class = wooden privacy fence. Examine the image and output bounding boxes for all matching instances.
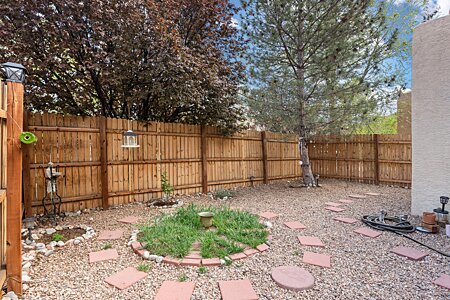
[23,113,302,215]
[309,134,412,185]
[23,112,412,215]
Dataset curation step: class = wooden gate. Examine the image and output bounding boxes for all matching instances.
[0,81,7,287]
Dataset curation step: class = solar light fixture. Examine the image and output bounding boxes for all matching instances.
[121,129,140,148]
[437,196,449,213]
[23,216,36,242]
[1,62,26,83]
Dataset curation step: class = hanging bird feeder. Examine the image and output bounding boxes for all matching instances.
[121,129,140,148]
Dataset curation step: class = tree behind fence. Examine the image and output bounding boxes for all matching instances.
[23,112,411,215]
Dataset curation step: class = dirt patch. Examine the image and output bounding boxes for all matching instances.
[32,228,85,245]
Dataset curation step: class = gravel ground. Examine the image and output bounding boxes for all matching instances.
[21,179,449,300]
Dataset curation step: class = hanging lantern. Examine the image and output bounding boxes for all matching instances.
[121,129,140,148]
[1,62,26,83]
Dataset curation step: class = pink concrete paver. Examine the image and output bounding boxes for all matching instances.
[338,199,354,204]
[354,227,382,238]
[244,248,259,256]
[104,267,147,290]
[97,230,124,240]
[259,211,279,219]
[284,221,306,230]
[131,242,143,254]
[180,258,201,266]
[163,257,181,266]
[218,279,258,300]
[202,258,221,266]
[271,266,315,291]
[229,252,247,261]
[118,216,139,224]
[391,246,428,261]
[334,217,358,224]
[365,192,381,196]
[325,202,342,207]
[256,243,269,252]
[89,249,119,263]
[298,236,325,247]
[155,281,196,300]
[325,206,345,212]
[348,194,367,199]
[302,252,331,268]
[433,274,450,290]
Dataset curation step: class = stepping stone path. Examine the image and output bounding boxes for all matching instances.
[155,281,196,300]
[118,216,139,224]
[104,267,147,290]
[354,227,382,238]
[325,206,345,212]
[218,279,258,300]
[391,246,428,261]
[89,249,119,263]
[97,230,123,240]
[348,194,367,199]
[284,221,306,230]
[271,266,315,291]
[433,274,450,290]
[259,211,279,219]
[325,202,342,207]
[298,236,325,247]
[365,192,381,196]
[339,199,354,204]
[334,217,358,224]
[302,251,331,268]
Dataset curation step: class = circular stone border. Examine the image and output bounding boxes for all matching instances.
[128,231,272,267]
[271,266,315,291]
[22,224,95,257]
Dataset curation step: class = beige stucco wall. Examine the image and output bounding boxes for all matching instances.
[397,92,411,136]
[411,16,450,215]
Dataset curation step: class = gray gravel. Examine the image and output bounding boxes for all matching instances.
[21,179,450,299]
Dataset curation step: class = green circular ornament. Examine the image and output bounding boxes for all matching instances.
[19,132,37,144]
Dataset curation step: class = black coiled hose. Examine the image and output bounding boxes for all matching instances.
[362,213,450,257]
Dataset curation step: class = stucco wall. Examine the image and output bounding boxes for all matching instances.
[411,16,450,215]
[397,92,411,136]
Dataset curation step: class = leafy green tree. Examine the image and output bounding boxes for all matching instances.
[240,0,432,185]
[0,0,245,133]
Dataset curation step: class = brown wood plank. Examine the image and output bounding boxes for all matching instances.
[6,82,24,295]
[201,125,208,193]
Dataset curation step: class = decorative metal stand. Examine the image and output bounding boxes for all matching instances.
[41,162,63,224]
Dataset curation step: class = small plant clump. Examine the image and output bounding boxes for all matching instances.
[161,172,175,199]
[137,263,151,273]
[198,266,207,274]
[52,233,65,242]
[214,189,235,200]
[102,243,112,250]
[178,273,187,282]
[139,204,268,259]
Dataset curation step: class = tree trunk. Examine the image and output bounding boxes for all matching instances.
[296,8,315,187]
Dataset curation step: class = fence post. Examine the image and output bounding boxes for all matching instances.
[22,110,32,217]
[99,116,109,209]
[261,131,268,184]
[201,125,208,194]
[374,134,380,185]
[6,82,24,295]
